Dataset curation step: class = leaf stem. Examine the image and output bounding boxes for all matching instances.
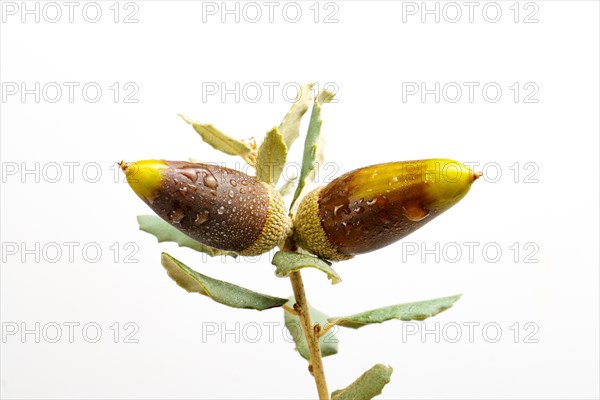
[289,270,330,400]
[319,321,338,338]
[282,304,298,315]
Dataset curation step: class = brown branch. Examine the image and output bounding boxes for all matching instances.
[289,270,330,400]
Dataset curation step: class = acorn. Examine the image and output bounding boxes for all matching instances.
[121,160,292,256]
[294,159,481,261]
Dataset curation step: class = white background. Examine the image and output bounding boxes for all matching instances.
[1,1,599,399]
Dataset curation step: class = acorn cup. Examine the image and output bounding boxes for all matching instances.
[294,159,481,261]
[120,160,292,256]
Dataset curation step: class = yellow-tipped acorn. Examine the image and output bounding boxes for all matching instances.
[120,160,168,202]
[121,160,292,256]
[294,159,480,261]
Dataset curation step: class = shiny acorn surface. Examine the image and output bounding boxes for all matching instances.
[294,159,480,261]
[121,160,291,256]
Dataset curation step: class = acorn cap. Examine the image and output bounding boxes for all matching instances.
[294,159,480,261]
[121,160,292,255]
[294,187,353,262]
[240,182,292,256]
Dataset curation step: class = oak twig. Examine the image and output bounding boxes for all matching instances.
[289,270,329,400]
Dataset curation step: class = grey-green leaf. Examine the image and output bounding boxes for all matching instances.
[179,114,252,157]
[278,83,315,149]
[329,294,462,329]
[272,251,341,285]
[331,364,393,400]
[137,215,236,258]
[255,126,287,185]
[290,89,336,211]
[161,253,288,310]
[278,174,298,197]
[284,297,338,360]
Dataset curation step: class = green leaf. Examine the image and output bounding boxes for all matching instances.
[278,83,315,149]
[179,114,252,157]
[290,89,336,211]
[284,297,338,360]
[331,364,393,400]
[255,126,287,185]
[272,251,341,285]
[161,253,288,310]
[137,215,236,258]
[329,294,462,329]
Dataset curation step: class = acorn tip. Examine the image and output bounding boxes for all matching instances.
[119,161,130,173]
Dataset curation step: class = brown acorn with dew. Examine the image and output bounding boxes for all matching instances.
[121,160,292,256]
[294,159,481,261]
